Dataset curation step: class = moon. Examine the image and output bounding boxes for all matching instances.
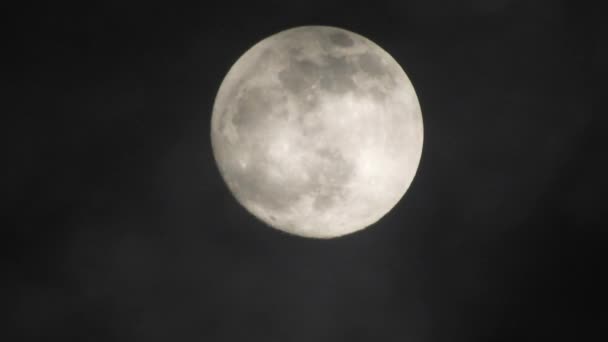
[211,26,423,238]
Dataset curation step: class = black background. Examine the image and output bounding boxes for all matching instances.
[7,1,605,341]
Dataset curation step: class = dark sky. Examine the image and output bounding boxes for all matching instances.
[7,1,605,341]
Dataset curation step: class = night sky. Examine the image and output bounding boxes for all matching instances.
[8,1,605,341]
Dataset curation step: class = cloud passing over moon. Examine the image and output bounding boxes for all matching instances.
[211,26,423,238]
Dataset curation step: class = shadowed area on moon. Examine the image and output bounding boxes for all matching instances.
[211,26,423,238]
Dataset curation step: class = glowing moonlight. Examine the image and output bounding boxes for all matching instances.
[211,26,423,238]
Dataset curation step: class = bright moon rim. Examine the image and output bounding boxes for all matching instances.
[211,26,423,238]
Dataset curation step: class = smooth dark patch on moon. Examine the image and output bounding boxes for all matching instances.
[368,86,389,102]
[232,85,288,133]
[296,110,325,138]
[319,56,358,94]
[358,52,388,78]
[329,32,355,47]
[278,59,320,95]
[232,86,269,127]
[279,53,359,97]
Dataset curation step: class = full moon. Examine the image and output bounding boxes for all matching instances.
[211,26,423,238]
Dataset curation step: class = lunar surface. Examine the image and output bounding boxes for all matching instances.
[211,26,423,238]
